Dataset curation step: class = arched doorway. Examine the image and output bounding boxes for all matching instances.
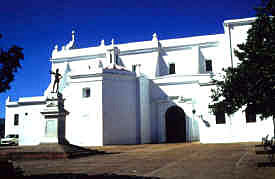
[165,106,186,143]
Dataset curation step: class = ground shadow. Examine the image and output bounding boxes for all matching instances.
[257,162,275,167]
[0,143,119,161]
[60,143,120,159]
[0,160,24,177]
[23,173,160,179]
[0,145,20,150]
[0,161,159,179]
[0,161,160,178]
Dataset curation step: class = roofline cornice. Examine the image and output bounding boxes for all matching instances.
[51,53,106,63]
[224,17,256,27]
[51,40,220,63]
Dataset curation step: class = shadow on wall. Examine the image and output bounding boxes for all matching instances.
[155,43,169,77]
[117,56,125,67]
[198,48,206,74]
[200,115,211,128]
[257,162,275,167]
[0,120,4,138]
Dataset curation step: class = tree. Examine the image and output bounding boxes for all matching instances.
[0,34,24,93]
[210,0,275,136]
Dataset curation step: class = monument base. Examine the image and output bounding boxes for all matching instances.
[40,92,67,144]
[40,137,58,144]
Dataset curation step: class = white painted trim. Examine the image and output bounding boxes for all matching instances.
[224,17,256,26]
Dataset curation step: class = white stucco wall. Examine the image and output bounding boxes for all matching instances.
[5,98,45,145]
[224,18,255,68]
[119,52,159,79]
[5,17,274,147]
[162,47,198,75]
[197,84,274,143]
[102,70,138,145]
[64,74,103,146]
[229,24,251,67]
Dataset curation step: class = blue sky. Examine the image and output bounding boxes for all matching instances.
[0,0,258,118]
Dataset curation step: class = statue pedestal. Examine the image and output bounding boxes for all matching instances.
[40,93,67,144]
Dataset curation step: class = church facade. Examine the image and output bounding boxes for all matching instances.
[5,17,274,146]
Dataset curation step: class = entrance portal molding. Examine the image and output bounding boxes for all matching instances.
[156,100,177,143]
[156,97,196,143]
[165,105,186,142]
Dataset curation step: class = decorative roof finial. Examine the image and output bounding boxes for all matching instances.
[6,96,10,103]
[72,30,75,39]
[152,32,158,41]
[101,39,105,46]
[52,44,59,56]
[111,38,114,46]
[65,30,76,50]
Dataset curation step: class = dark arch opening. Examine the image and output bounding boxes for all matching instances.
[165,106,186,143]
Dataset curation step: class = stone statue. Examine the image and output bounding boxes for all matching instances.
[50,68,62,93]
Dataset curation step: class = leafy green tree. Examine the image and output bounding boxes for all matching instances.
[0,34,24,93]
[210,0,275,136]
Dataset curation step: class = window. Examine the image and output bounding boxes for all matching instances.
[6,134,18,138]
[216,111,225,124]
[169,63,175,74]
[205,60,212,72]
[132,65,137,72]
[246,105,256,123]
[98,61,103,68]
[110,54,112,63]
[82,88,90,98]
[115,54,118,64]
[215,104,225,124]
[14,114,19,126]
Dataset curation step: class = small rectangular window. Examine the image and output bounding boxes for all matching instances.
[110,54,112,63]
[205,60,212,72]
[215,104,225,124]
[115,54,118,64]
[82,88,90,98]
[132,65,136,72]
[216,111,225,124]
[14,114,19,126]
[169,63,175,74]
[246,105,256,123]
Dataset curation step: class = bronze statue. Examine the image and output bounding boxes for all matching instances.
[50,68,62,93]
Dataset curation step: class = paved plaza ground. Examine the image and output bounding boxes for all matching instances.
[1,142,275,179]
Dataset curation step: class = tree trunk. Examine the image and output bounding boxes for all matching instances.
[273,115,275,137]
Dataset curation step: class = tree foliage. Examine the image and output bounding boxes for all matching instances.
[210,0,275,120]
[0,34,24,93]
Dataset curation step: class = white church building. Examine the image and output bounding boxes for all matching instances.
[5,17,274,146]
